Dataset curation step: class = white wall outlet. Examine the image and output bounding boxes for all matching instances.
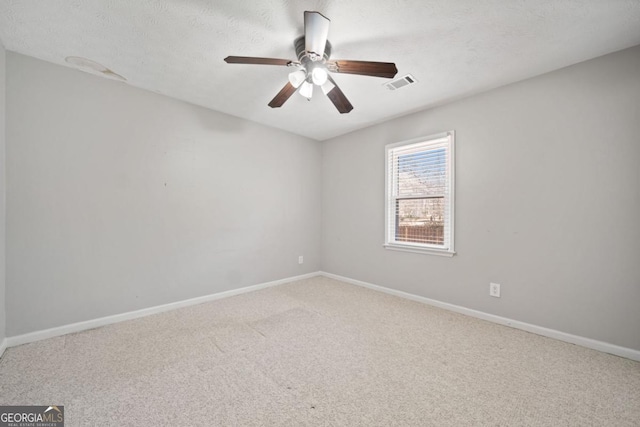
[490,282,501,298]
[298,256,304,264]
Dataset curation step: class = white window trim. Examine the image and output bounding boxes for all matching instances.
[384,131,456,257]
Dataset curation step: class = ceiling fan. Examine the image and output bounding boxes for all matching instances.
[224,11,398,114]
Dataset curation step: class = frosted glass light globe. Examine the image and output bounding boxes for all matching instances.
[311,67,328,85]
[299,81,314,99]
[288,69,307,88]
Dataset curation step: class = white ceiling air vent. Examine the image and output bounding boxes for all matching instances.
[385,74,417,90]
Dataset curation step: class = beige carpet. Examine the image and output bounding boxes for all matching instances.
[1,276,639,426]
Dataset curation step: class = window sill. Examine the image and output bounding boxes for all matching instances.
[383,243,456,257]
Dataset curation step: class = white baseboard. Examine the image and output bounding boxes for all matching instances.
[0,338,7,359]
[5,271,321,349]
[320,271,640,362]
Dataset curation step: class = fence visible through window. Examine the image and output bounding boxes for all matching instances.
[395,197,444,245]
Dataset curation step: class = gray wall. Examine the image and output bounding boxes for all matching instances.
[0,42,5,344]
[322,46,640,351]
[6,53,321,336]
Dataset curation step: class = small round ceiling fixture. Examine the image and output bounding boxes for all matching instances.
[65,56,126,81]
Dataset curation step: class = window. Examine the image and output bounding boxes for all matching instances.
[385,131,455,256]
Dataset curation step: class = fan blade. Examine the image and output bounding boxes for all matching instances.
[325,77,353,114]
[268,82,298,108]
[224,56,293,66]
[304,11,330,58]
[327,60,398,78]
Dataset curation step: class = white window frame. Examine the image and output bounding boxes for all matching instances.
[384,131,455,257]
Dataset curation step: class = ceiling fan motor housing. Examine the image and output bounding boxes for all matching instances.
[294,36,332,63]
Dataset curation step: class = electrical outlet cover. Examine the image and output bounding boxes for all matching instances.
[490,282,501,298]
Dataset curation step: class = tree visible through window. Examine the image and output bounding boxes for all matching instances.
[385,132,455,255]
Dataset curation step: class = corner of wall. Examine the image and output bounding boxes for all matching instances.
[0,40,7,356]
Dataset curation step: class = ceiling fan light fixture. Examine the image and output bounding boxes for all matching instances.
[311,66,328,85]
[299,81,314,99]
[288,69,307,88]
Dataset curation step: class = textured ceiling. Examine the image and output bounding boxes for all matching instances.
[1,0,639,140]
